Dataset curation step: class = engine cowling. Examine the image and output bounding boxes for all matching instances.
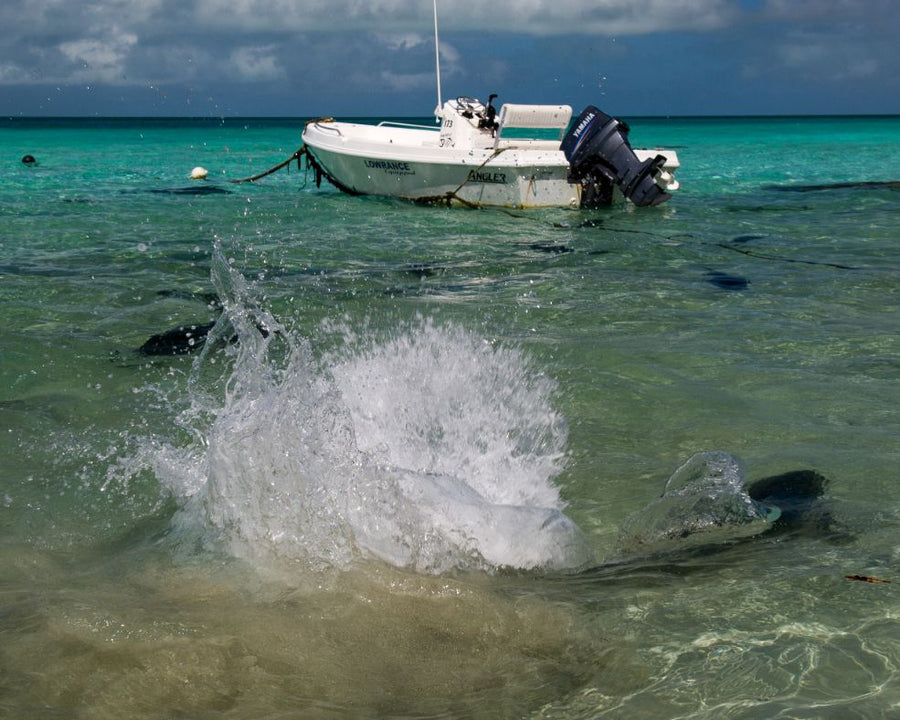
[561,106,671,207]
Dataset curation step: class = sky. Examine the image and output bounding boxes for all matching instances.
[2,0,899,117]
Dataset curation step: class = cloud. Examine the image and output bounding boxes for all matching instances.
[380,70,434,92]
[761,0,899,23]
[1,0,899,115]
[0,62,32,83]
[190,0,736,35]
[59,31,139,83]
[377,33,429,52]
[774,33,884,83]
[0,1,746,91]
[227,45,286,82]
[743,1,900,87]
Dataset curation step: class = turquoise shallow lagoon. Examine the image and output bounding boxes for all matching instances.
[1,115,899,718]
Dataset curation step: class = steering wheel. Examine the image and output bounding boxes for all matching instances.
[455,96,483,117]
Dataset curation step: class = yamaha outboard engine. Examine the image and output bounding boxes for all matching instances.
[561,106,671,207]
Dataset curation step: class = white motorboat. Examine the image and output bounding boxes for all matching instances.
[300,2,679,209]
[302,99,679,208]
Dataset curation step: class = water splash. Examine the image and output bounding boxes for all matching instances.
[614,451,781,559]
[152,248,593,574]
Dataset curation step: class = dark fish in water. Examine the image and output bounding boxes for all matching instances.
[139,316,276,356]
[403,262,445,279]
[764,180,900,192]
[747,469,827,511]
[530,243,575,254]
[569,451,852,589]
[156,289,222,308]
[705,270,749,291]
[731,235,766,244]
[139,322,215,356]
[606,451,846,572]
[121,186,232,196]
[552,218,605,229]
[149,186,232,195]
[746,469,834,535]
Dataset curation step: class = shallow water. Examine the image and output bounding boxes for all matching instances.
[1,115,899,718]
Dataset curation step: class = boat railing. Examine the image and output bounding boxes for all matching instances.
[314,122,343,136]
[377,121,440,131]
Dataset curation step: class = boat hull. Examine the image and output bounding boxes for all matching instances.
[301,118,679,209]
[303,121,579,208]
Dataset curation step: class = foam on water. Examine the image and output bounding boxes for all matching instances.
[152,248,593,574]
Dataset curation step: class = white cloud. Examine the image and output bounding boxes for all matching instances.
[380,70,434,92]
[377,33,429,51]
[228,45,285,81]
[0,62,31,83]
[0,0,742,90]
[59,31,138,83]
[191,0,735,35]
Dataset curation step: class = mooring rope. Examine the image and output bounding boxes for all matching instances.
[716,242,857,270]
[416,147,508,207]
[225,139,510,208]
[229,147,307,184]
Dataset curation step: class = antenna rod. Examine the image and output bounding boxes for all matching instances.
[433,0,442,121]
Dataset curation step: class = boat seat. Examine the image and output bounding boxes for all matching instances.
[494,104,573,149]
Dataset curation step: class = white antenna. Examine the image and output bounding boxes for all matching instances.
[433,0,443,121]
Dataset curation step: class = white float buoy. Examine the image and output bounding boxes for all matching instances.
[190,166,209,180]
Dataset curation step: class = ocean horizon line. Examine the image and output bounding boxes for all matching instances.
[4,112,900,124]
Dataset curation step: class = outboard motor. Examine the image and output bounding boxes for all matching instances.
[561,106,671,207]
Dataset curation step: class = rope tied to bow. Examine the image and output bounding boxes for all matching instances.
[229,146,307,184]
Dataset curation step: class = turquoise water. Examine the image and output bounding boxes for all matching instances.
[2,115,899,718]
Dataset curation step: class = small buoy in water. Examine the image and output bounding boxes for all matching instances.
[190,166,209,180]
[22,155,37,166]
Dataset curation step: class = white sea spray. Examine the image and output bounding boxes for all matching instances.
[148,248,592,574]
